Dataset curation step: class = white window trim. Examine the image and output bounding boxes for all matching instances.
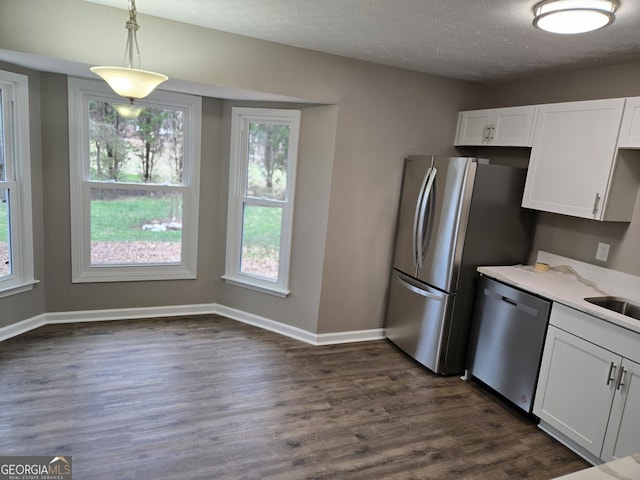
[0,70,37,298]
[223,107,300,297]
[68,77,202,283]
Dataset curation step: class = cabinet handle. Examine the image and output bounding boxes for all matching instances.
[490,125,496,140]
[606,362,616,386]
[615,366,626,391]
[592,193,601,216]
[484,126,491,143]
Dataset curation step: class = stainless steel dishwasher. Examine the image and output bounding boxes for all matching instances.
[465,275,551,414]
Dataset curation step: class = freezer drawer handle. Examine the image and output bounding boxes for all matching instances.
[395,273,443,301]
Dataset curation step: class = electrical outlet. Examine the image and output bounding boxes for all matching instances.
[596,242,610,262]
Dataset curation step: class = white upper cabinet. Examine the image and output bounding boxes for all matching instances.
[617,97,640,148]
[455,106,536,147]
[521,98,640,221]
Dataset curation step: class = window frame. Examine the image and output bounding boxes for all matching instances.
[68,77,202,283]
[0,70,36,299]
[223,107,301,297]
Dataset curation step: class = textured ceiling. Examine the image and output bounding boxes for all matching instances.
[84,0,640,83]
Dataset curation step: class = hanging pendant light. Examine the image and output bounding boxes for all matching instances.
[532,0,618,34]
[113,103,144,118]
[91,0,168,103]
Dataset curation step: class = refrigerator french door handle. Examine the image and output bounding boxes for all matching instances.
[413,167,432,268]
[394,272,443,300]
[416,167,437,269]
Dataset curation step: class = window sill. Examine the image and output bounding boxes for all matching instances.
[222,275,290,298]
[0,279,40,299]
[72,265,197,283]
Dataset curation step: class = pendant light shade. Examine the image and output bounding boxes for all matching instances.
[112,103,145,118]
[533,0,618,34]
[91,0,167,103]
[90,66,167,101]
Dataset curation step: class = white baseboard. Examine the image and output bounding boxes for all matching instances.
[0,314,47,342]
[315,328,385,346]
[45,304,217,324]
[1,304,385,347]
[211,304,318,345]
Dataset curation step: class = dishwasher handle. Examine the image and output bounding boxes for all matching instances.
[501,296,518,307]
[483,287,540,317]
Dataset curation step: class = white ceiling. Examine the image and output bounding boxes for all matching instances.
[84,0,640,84]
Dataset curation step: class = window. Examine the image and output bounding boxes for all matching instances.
[224,107,300,297]
[68,78,201,282]
[0,70,36,298]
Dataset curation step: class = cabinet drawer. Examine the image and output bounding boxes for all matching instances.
[550,303,640,363]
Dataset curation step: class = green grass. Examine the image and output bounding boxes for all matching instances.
[1,195,282,262]
[90,195,182,242]
[90,197,283,249]
[242,205,282,251]
[0,201,8,242]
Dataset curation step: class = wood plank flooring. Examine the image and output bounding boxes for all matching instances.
[0,315,589,479]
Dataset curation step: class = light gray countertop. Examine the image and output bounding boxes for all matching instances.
[477,252,640,336]
[552,453,640,479]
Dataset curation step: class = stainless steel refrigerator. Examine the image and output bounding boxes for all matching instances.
[385,156,534,375]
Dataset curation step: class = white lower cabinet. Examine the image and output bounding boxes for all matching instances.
[601,358,640,461]
[533,303,640,464]
[534,325,618,458]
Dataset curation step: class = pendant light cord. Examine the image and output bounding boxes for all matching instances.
[123,0,141,70]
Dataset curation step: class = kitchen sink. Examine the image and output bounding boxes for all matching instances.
[584,296,640,321]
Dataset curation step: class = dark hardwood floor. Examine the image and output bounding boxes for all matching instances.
[0,315,589,479]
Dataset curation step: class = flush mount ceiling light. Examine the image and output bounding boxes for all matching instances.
[91,0,168,104]
[532,0,618,34]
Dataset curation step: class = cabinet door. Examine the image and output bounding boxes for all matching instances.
[601,358,640,461]
[534,325,619,457]
[455,109,493,145]
[617,97,640,148]
[455,106,536,146]
[491,106,536,147]
[522,98,625,220]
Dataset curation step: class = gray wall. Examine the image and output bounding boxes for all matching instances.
[0,0,487,334]
[486,62,640,276]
